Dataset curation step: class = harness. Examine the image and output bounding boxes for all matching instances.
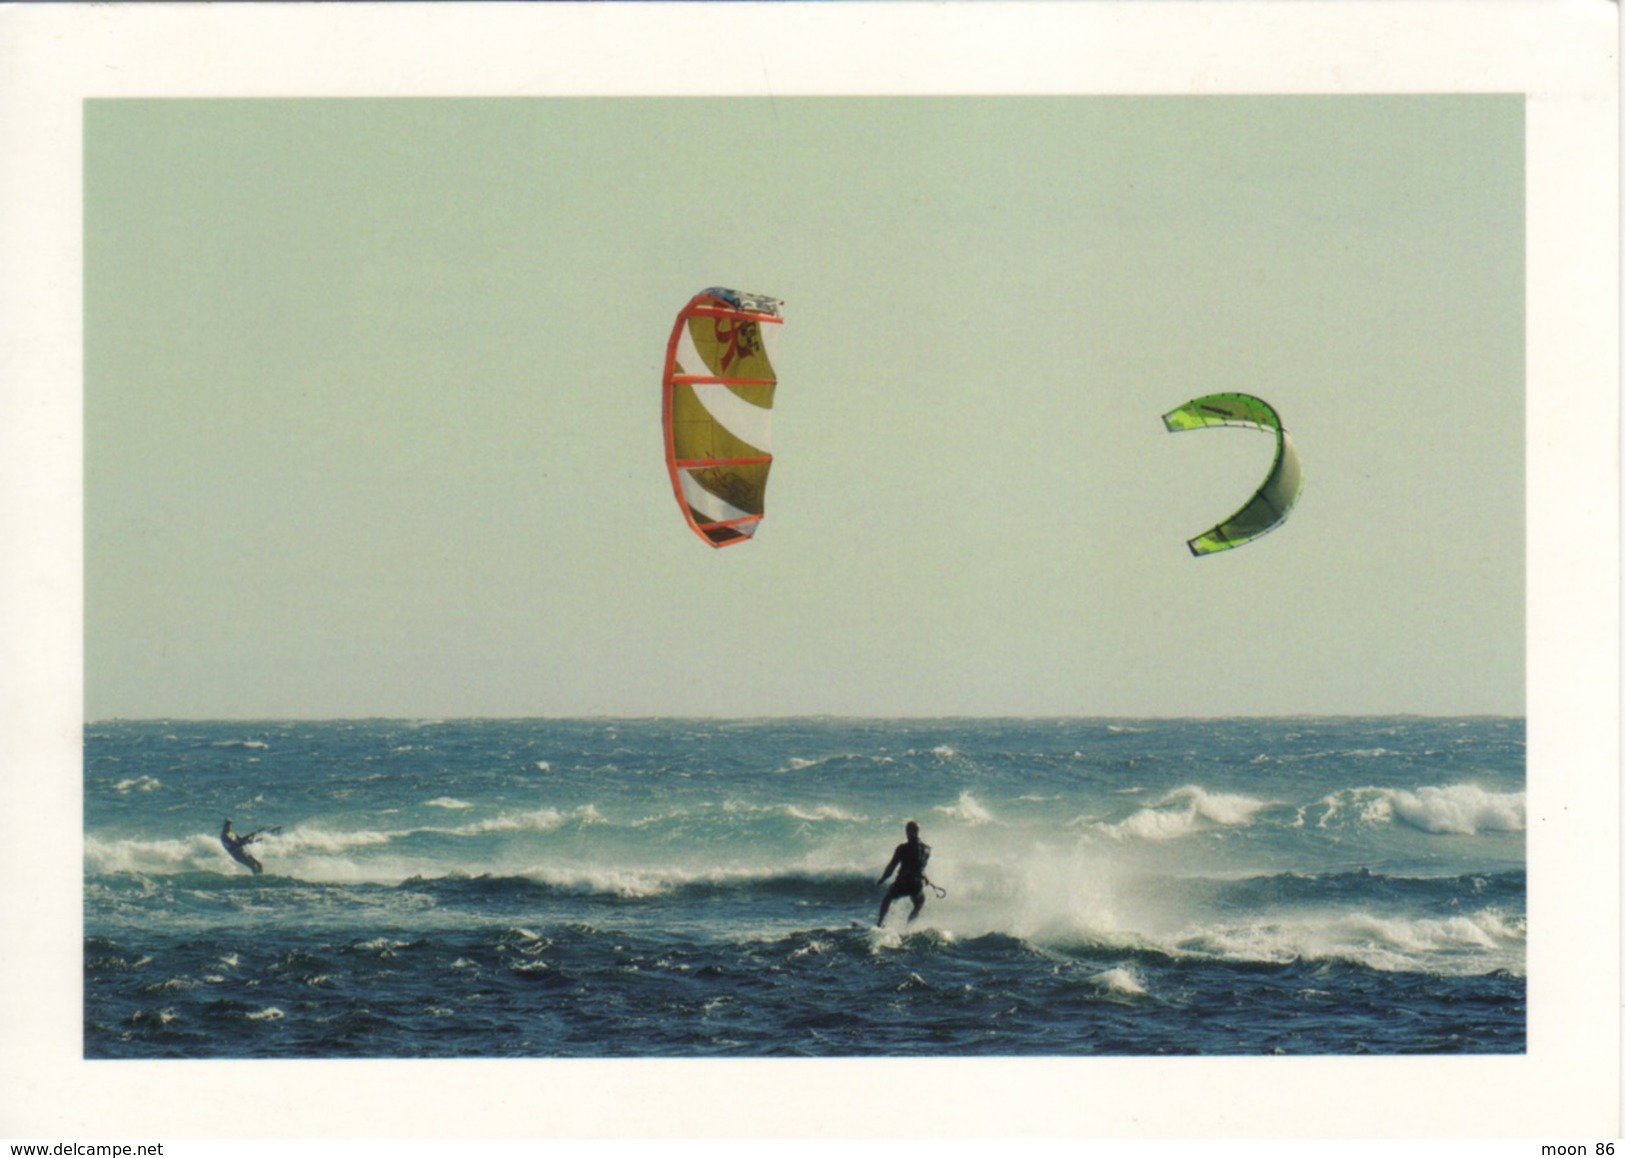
[913,842,947,898]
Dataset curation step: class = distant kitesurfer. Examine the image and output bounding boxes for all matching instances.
[220,819,266,875]
[876,820,934,927]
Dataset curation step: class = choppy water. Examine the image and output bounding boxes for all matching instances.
[84,717,1525,1057]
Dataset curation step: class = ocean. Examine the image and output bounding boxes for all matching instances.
[83,716,1526,1058]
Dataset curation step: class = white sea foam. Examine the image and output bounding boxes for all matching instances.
[629,808,692,829]
[444,808,578,836]
[1093,966,1147,996]
[275,827,392,854]
[355,937,410,954]
[935,791,995,825]
[425,797,472,810]
[721,799,866,823]
[1317,784,1525,835]
[1387,785,1525,835]
[515,865,686,898]
[287,804,605,854]
[784,753,891,772]
[456,810,568,835]
[112,775,163,793]
[1170,906,1526,975]
[84,833,227,875]
[1097,785,1271,841]
[783,804,866,823]
[866,924,907,953]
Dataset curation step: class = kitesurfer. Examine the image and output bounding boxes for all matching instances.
[220,819,265,875]
[876,820,932,926]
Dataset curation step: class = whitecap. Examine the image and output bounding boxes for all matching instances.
[934,790,995,825]
[85,833,225,875]
[721,799,865,823]
[1318,784,1525,835]
[1387,784,1525,835]
[1097,785,1270,841]
[275,827,394,855]
[425,797,472,810]
[355,937,408,955]
[441,805,600,837]
[782,803,866,823]
[1172,906,1525,975]
[1093,966,1147,996]
[112,776,163,793]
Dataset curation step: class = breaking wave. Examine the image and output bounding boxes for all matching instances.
[1314,784,1525,835]
[1095,786,1273,841]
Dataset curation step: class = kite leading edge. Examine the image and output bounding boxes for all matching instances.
[1162,392,1304,556]
[661,288,784,548]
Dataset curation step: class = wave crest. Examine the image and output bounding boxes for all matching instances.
[1171,907,1526,975]
[1096,786,1272,841]
[1317,784,1525,835]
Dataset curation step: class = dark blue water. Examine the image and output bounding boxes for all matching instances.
[84,717,1525,1057]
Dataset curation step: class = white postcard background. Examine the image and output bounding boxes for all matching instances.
[0,1,1617,1141]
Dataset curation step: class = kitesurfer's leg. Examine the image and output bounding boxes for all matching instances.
[878,879,910,926]
[243,850,263,874]
[906,887,925,923]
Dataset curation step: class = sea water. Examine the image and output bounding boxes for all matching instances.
[83,717,1525,1057]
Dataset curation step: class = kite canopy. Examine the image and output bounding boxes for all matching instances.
[1162,392,1304,556]
[661,288,784,548]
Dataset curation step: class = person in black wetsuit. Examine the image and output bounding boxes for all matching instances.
[876,820,931,926]
[220,819,265,875]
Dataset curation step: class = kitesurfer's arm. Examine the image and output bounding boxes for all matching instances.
[878,845,903,885]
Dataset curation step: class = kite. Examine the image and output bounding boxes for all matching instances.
[1162,392,1304,556]
[661,288,783,548]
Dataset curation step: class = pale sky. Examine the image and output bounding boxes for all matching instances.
[84,95,1525,718]
[5,3,1619,1141]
